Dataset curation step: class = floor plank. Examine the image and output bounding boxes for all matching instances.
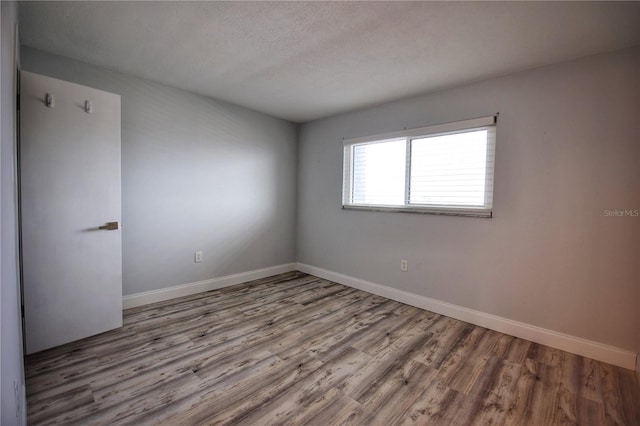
[25,271,640,425]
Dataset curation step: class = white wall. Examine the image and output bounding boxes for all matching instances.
[297,47,640,354]
[21,47,298,296]
[1,1,26,424]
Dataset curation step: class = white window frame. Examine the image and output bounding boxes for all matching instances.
[342,115,497,218]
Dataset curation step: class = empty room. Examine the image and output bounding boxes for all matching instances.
[1,1,640,425]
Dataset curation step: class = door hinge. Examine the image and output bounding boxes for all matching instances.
[16,93,20,111]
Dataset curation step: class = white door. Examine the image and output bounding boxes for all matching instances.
[20,71,122,354]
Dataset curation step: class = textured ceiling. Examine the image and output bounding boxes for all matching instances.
[18,1,640,123]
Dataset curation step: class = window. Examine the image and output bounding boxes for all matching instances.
[342,116,496,217]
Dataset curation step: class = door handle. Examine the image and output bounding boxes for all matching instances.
[98,221,119,231]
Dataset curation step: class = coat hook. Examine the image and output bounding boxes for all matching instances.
[84,100,92,113]
[45,93,54,108]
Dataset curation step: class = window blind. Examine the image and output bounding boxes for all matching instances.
[342,115,497,217]
[409,128,493,207]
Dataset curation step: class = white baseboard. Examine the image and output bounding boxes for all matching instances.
[123,263,297,309]
[296,263,637,370]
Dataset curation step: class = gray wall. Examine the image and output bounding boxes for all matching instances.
[297,47,640,352]
[15,42,640,361]
[1,1,26,424]
[21,47,298,296]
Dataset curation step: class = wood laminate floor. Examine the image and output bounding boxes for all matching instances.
[26,272,640,425]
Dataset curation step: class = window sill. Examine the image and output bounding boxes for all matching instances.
[342,204,493,218]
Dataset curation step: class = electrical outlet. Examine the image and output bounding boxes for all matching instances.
[400,260,408,272]
[194,251,203,263]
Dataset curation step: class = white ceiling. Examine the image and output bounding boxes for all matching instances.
[19,1,640,123]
